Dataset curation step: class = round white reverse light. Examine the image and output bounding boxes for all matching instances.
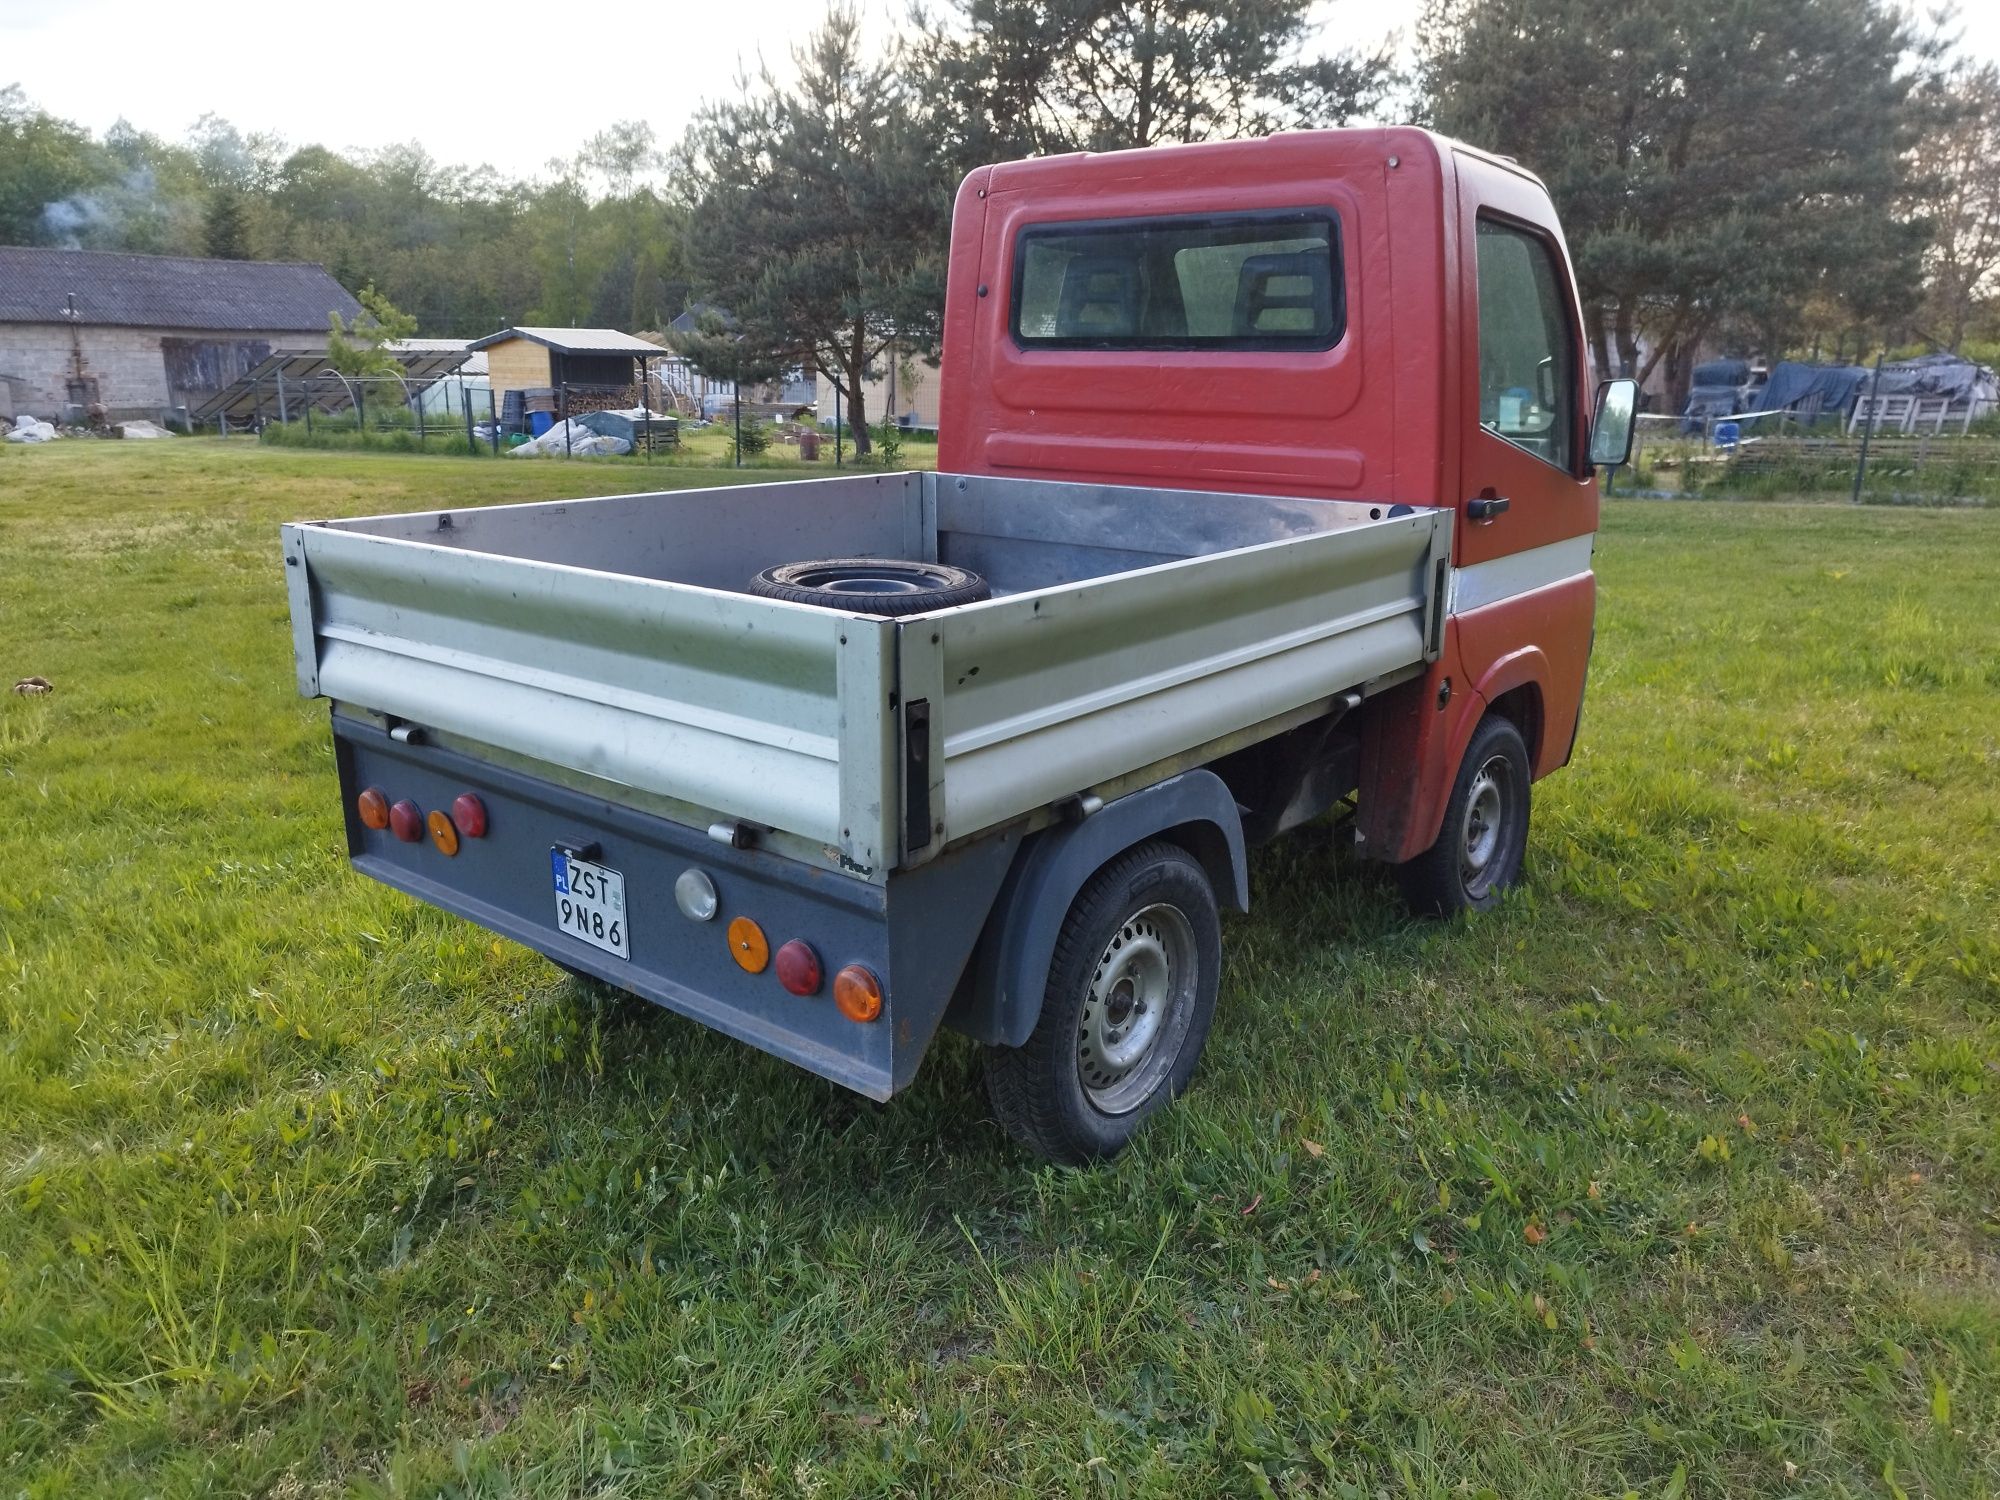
[675,868,719,922]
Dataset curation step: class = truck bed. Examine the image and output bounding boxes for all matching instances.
[284,472,1450,875]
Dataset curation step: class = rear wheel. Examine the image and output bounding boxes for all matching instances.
[1396,713,1531,916]
[984,841,1221,1164]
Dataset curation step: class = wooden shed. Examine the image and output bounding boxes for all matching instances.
[468,326,665,407]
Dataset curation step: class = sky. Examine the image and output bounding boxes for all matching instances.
[2,0,1996,183]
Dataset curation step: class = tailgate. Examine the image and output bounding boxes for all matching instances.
[283,524,899,871]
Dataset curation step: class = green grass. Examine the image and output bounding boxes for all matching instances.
[2,440,1996,1498]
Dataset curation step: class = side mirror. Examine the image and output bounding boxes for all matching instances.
[1589,377,1638,469]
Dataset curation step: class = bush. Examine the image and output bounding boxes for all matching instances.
[730,416,770,462]
[870,420,903,468]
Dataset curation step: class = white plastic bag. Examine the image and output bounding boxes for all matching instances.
[5,416,58,443]
[506,419,630,458]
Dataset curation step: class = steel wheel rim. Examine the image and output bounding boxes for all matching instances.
[1459,754,1513,897]
[1076,902,1197,1115]
[789,563,957,595]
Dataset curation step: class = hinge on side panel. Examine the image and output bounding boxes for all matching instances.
[903,698,933,854]
[1427,556,1451,658]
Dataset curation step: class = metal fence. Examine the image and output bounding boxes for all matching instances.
[231,374,701,462]
[207,364,917,472]
[219,371,509,454]
[1627,407,1999,504]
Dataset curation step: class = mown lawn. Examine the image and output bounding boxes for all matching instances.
[2,440,1996,1498]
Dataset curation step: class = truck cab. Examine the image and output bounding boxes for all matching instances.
[942,127,1611,876]
[282,128,1635,1163]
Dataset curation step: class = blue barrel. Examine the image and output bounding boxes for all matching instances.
[529,410,555,437]
[1713,420,1741,451]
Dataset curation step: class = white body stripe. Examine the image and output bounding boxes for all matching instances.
[1448,534,1595,615]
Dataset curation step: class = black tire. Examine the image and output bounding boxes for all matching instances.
[983,841,1222,1165]
[1396,713,1532,916]
[747,557,991,616]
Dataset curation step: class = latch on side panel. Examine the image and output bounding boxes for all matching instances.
[1426,555,1451,659]
[903,698,933,854]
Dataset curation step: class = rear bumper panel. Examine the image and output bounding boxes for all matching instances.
[333,714,969,1099]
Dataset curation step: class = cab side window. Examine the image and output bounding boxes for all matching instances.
[1475,218,1575,470]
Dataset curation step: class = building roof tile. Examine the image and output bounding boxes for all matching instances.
[0,247,361,332]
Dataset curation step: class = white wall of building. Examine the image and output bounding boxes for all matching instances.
[0,322,317,418]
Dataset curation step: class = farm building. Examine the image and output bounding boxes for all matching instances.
[860,343,941,433]
[469,327,666,411]
[0,246,360,423]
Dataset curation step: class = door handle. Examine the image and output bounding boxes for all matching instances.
[1466,495,1511,522]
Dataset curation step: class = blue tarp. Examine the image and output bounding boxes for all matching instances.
[1871,353,1995,403]
[1754,355,1997,419]
[1682,355,1998,430]
[1756,361,1872,417]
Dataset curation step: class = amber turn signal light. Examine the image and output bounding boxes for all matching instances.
[356,786,390,830]
[451,793,488,839]
[774,940,821,996]
[727,916,769,973]
[388,799,423,842]
[833,964,882,1023]
[427,809,460,856]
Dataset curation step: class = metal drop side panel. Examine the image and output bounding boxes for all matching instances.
[286,473,1447,876]
[902,505,1451,850]
[285,523,902,870]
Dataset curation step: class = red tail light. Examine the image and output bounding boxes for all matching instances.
[452,793,488,838]
[775,940,822,996]
[388,799,423,842]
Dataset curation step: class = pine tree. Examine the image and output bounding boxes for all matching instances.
[1418,0,1935,398]
[912,0,1390,162]
[681,7,948,456]
[202,183,250,260]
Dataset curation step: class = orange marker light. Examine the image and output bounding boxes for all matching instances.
[727,916,769,973]
[426,809,460,856]
[834,965,882,1023]
[357,786,391,830]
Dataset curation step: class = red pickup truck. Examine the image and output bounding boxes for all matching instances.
[284,127,1636,1161]
[942,127,1629,884]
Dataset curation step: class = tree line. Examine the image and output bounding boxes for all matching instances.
[6,0,1998,447]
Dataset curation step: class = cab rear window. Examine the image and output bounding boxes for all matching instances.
[1011,211,1343,351]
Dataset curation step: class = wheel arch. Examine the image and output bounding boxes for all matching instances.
[1483,680,1545,768]
[1472,644,1567,782]
[943,770,1248,1048]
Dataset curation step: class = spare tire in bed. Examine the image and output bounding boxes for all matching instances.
[747,557,991,615]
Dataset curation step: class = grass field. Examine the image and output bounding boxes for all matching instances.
[2,440,1996,1498]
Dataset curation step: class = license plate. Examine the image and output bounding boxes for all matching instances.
[551,849,629,959]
